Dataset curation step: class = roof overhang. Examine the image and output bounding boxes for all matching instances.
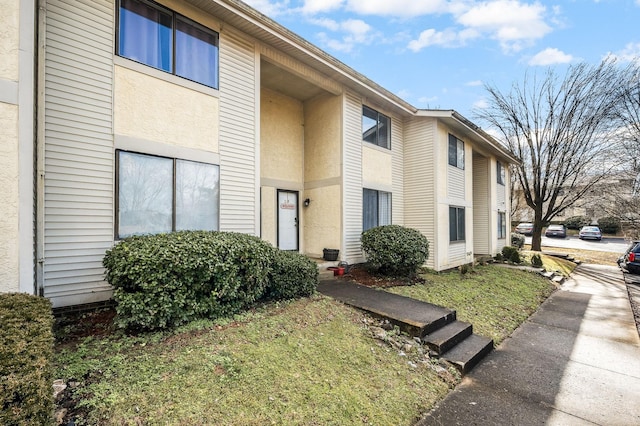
[416,109,520,164]
[184,0,417,117]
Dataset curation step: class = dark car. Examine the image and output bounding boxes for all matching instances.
[545,224,567,238]
[618,241,640,274]
[578,226,602,241]
[515,222,534,236]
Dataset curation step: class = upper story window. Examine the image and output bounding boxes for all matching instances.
[117,0,219,89]
[497,161,505,185]
[362,106,391,149]
[448,134,464,169]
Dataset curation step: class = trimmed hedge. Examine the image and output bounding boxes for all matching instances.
[103,231,275,330]
[361,225,429,276]
[510,232,525,249]
[564,216,589,230]
[266,250,318,300]
[597,216,620,234]
[0,293,54,425]
[502,246,521,263]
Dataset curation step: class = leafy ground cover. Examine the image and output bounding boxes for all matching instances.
[53,264,557,425]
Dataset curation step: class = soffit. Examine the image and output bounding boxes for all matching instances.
[184,0,416,117]
[261,60,328,101]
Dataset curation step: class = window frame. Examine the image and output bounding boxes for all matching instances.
[498,211,507,239]
[448,134,465,169]
[116,0,219,89]
[363,188,392,231]
[115,150,220,239]
[449,206,466,242]
[497,161,505,185]
[362,105,391,150]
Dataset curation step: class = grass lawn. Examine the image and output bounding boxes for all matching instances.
[53,265,556,425]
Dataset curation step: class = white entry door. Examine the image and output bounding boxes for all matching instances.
[278,190,299,251]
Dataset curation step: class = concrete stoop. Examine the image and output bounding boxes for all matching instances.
[317,280,493,375]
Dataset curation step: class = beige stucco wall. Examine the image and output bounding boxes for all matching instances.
[261,186,277,246]
[114,66,219,152]
[0,0,19,81]
[303,93,342,256]
[261,88,304,183]
[303,185,341,256]
[362,145,392,188]
[304,93,341,181]
[0,103,19,292]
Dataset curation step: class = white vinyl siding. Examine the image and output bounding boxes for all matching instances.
[343,91,364,262]
[391,116,404,225]
[218,31,257,234]
[403,118,436,268]
[448,166,465,200]
[448,241,467,264]
[42,0,114,307]
[473,155,490,255]
[497,174,506,208]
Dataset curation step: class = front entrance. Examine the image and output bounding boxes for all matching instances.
[277,190,299,250]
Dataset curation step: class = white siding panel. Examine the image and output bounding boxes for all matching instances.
[43,0,114,307]
[473,155,490,255]
[448,166,465,200]
[219,32,257,233]
[391,116,404,225]
[343,92,363,262]
[403,118,436,268]
[497,182,506,209]
[448,243,466,264]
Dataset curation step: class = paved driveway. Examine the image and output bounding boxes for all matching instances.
[524,235,629,254]
[418,264,640,425]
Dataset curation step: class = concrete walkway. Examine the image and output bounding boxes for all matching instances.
[418,264,640,426]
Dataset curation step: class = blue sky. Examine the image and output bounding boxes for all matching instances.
[244,0,640,119]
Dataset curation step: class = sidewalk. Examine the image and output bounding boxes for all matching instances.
[418,264,640,425]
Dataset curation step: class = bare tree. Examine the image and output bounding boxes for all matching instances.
[475,59,626,251]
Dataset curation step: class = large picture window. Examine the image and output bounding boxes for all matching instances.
[117,151,220,238]
[498,212,507,239]
[363,189,391,231]
[362,106,391,149]
[448,134,464,169]
[117,0,219,89]
[449,206,465,242]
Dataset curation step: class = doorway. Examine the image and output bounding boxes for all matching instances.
[277,190,299,250]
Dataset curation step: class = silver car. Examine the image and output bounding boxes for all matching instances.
[515,222,534,236]
[578,226,602,241]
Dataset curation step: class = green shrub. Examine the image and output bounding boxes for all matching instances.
[266,250,319,300]
[0,293,54,425]
[531,254,543,267]
[361,225,429,276]
[502,246,521,264]
[597,216,620,234]
[494,253,504,261]
[564,216,589,230]
[510,232,525,248]
[103,231,275,330]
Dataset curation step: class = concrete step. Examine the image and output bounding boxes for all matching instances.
[423,320,472,355]
[318,280,456,337]
[441,334,494,375]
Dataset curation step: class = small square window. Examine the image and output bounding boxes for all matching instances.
[362,106,391,149]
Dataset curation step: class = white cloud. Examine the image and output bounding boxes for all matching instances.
[456,0,552,52]
[528,47,574,66]
[345,0,451,17]
[301,0,344,15]
[473,98,489,109]
[242,0,290,17]
[315,19,375,52]
[408,28,460,51]
[466,80,483,87]
[606,42,640,62]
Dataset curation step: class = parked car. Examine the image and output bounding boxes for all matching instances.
[618,241,640,274]
[578,226,602,241]
[515,222,534,235]
[545,224,567,238]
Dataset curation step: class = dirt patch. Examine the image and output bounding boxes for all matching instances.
[54,306,117,345]
[338,264,425,288]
